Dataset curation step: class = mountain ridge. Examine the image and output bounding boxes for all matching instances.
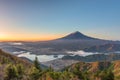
[84,43,120,53]
[58,31,100,40]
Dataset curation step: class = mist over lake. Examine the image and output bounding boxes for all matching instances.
[17,52,65,62]
[17,50,101,62]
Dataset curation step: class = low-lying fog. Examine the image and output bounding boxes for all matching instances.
[17,50,100,62]
[66,50,99,56]
[17,52,64,62]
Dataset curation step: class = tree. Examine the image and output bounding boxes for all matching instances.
[47,65,54,72]
[34,57,41,72]
[99,69,114,80]
[16,64,24,79]
[29,67,40,80]
[28,57,42,80]
[4,64,18,80]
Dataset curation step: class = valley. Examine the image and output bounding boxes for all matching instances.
[0,31,120,71]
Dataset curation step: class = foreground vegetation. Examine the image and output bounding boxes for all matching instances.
[0,49,120,80]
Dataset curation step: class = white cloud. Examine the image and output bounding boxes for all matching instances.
[66,50,99,56]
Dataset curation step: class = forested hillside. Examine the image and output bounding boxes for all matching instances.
[1,49,120,80]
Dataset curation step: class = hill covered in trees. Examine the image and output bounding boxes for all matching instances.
[0,49,32,80]
[1,49,120,80]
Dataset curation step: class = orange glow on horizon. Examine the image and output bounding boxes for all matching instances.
[0,34,63,42]
[0,32,116,42]
[0,37,57,42]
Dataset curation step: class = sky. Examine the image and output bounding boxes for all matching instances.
[0,0,120,41]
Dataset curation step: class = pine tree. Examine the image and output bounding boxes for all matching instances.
[48,65,54,72]
[29,67,40,80]
[16,64,24,79]
[34,57,41,72]
[4,64,18,80]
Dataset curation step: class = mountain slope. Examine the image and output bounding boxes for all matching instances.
[0,49,33,80]
[67,61,111,72]
[65,61,120,80]
[58,31,99,40]
[40,31,111,52]
[84,44,120,53]
[0,49,32,66]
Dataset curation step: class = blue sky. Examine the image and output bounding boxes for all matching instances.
[0,0,120,41]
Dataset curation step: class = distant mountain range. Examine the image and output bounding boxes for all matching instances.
[47,31,119,52]
[0,31,120,55]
